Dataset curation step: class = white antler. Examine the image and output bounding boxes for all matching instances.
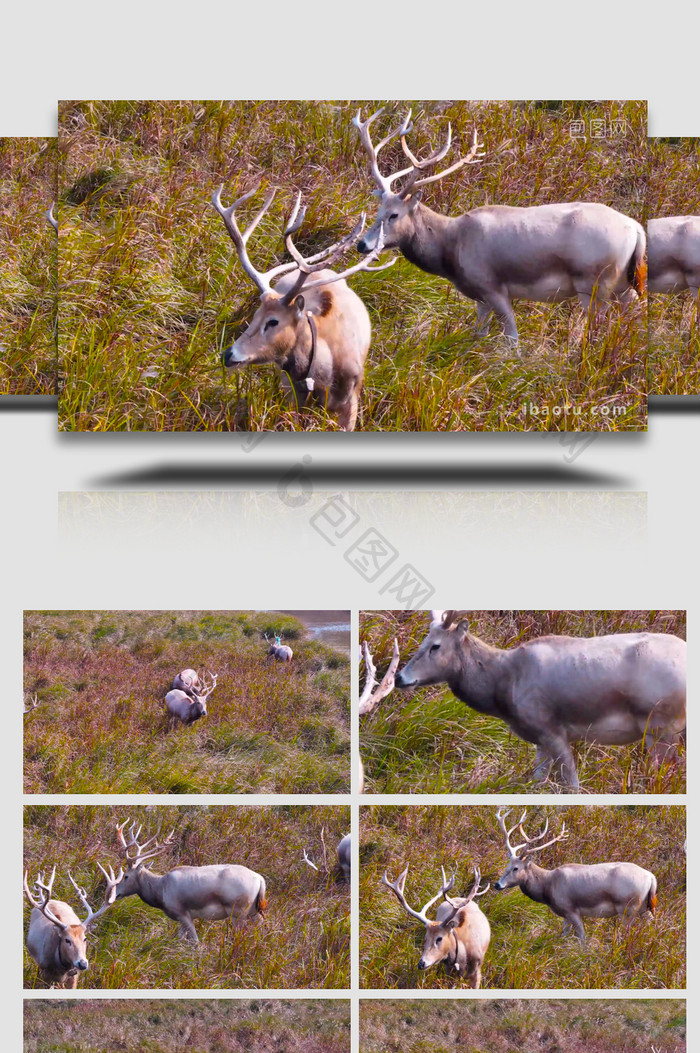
[352,107,414,195]
[23,694,40,714]
[68,863,124,930]
[382,864,456,927]
[212,184,299,295]
[23,867,65,928]
[359,638,400,716]
[47,203,58,232]
[116,820,174,868]
[496,807,530,859]
[517,815,568,857]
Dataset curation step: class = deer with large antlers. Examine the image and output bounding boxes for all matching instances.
[395,610,686,790]
[264,633,293,663]
[166,670,217,725]
[353,108,647,348]
[494,808,658,941]
[382,864,491,986]
[212,185,393,430]
[111,820,267,944]
[24,864,122,988]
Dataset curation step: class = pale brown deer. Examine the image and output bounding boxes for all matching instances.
[648,216,700,298]
[166,670,217,725]
[353,108,647,348]
[212,185,393,430]
[24,864,122,988]
[382,864,491,987]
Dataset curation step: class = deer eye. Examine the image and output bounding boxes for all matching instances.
[388,213,399,221]
[436,936,442,944]
[429,643,440,654]
[264,318,279,331]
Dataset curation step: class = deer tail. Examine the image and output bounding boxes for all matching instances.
[256,881,268,917]
[627,228,647,297]
[647,878,658,913]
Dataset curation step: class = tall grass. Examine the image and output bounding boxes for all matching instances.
[359,805,685,990]
[359,998,686,1053]
[360,610,686,794]
[0,137,56,394]
[24,804,350,990]
[58,100,647,431]
[647,137,700,395]
[23,609,350,794]
[24,999,350,1053]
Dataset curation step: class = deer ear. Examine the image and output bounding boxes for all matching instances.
[445,907,467,930]
[292,294,305,315]
[407,190,422,211]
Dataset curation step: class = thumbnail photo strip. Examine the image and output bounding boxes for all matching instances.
[22,608,686,1052]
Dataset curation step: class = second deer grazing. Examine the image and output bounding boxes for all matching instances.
[111,821,267,944]
[212,185,393,431]
[382,864,491,987]
[24,864,122,988]
[353,108,647,349]
[264,634,293,663]
[648,216,700,299]
[494,809,658,941]
[166,670,217,725]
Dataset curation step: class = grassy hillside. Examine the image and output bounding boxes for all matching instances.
[0,137,56,394]
[24,804,350,989]
[359,998,686,1053]
[24,999,350,1053]
[359,610,686,794]
[359,804,685,990]
[58,99,646,432]
[24,610,350,794]
[647,137,700,395]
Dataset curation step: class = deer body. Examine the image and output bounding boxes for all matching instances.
[495,810,657,941]
[115,863,266,942]
[648,216,700,297]
[337,834,351,883]
[113,821,266,944]
[354,110,646,346]
[266,636,294,663]
[396,611,686,789]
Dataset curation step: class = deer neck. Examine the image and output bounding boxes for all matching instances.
[449,634,510,717]
[519,862,551,904]
[135,867,167,911]
[401,204,458,279]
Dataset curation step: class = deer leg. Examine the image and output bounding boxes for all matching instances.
[63,973,79,990]
[178,916,199,944]
[474,300,492,336]
[536,733,579,791]
[533,747,553,782]
[337,389,359,432]
[483,291,520,349]
[565,912,586,941]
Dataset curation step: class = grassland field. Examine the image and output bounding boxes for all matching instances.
[57,99,647,432]
[24,998,350,1053]
[0,137,56,394]
[359,998,686,1053]
[647,137,700,396]
[359,609,686,794]
[24,609,350,794]
[359,804,685,990]
[24,804,350,990]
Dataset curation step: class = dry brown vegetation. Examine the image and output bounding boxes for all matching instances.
[24,999,350,1053]
[24,609,349,793]
[359,998,685,1053]
[0,137,56,394]
[360,609,686,794]
[647,137,700,395]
